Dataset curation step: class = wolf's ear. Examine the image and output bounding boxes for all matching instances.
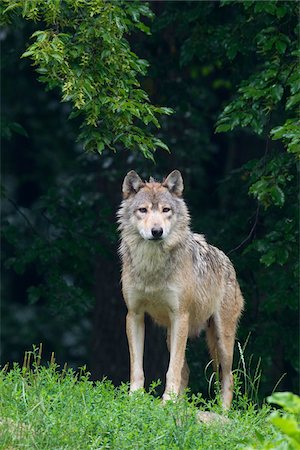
[122,170,145,198]
[163,170,184,196]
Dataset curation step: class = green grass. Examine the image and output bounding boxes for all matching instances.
[0,357,281,450]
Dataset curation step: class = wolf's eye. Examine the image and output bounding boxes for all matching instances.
[138,207,147,213]
[163,207,171,213]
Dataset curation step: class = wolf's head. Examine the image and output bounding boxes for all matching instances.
[118,170,190,244]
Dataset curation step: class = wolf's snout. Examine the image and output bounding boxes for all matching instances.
[151,227,163,239]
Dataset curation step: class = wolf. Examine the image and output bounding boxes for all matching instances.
[117,170,244,408]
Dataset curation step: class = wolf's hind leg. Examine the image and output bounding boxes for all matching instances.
[206,317,219,372]
[180,358,190,393]
[217,332,235,410]
[206,315,236,409]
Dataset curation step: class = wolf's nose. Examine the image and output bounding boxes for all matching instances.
[151,227,163,239]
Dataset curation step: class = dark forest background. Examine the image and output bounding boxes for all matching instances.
[1,0,299,400]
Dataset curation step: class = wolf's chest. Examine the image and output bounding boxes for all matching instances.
[129,242,173,286]
[127,283,180,325]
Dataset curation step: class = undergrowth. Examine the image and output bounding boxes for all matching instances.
[0,347,298,449]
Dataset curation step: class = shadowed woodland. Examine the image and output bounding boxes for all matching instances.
[1,0,299,400]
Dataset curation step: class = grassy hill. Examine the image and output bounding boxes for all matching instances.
[0,355,298,449]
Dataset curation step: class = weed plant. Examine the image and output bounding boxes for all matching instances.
[1,345,299,449]
[0,347,280,450]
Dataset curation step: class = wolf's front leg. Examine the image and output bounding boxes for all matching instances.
[163,312,189,401]
[126,310,145,392]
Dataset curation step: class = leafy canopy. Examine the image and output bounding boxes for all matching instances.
[2,0,173,158]
[212,0,299,271]
[216,1,299,157]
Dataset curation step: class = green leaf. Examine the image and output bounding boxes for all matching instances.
[21,50,34,58]
[270,185,285,207]
[276,247,289,266]
[270,84,284,102]
[96,142,105,154]
[260,253,276,267]
[227,43,238,60]
[276,5,288,19]
[158,107,174,115]
[215,123,232,133]
[270,415,300,442]
[153,139,170,152]
[286,93,300,110]
[267,392,300,414]
[271,125,286,140]
[10,122,28,137]
[275,40,287,54]
[32,31,49,42]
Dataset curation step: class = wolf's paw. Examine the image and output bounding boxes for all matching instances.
[162,391,179,403]
[196,411,230,424]
[129,387,145,395]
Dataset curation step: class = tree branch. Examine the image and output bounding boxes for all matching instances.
[5,197,40,236]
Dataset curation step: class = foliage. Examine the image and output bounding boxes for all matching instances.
[246,392,300,450]
[213,2,299,391]
[0,353,275,450]
[267,393,300,450]
[3,156,113,318]
[215,0,299,212]
[210,0,299,295]
[150,0,299,395]
[1,0,299,397]
[1,0,172,158]
[216,2,300,155]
